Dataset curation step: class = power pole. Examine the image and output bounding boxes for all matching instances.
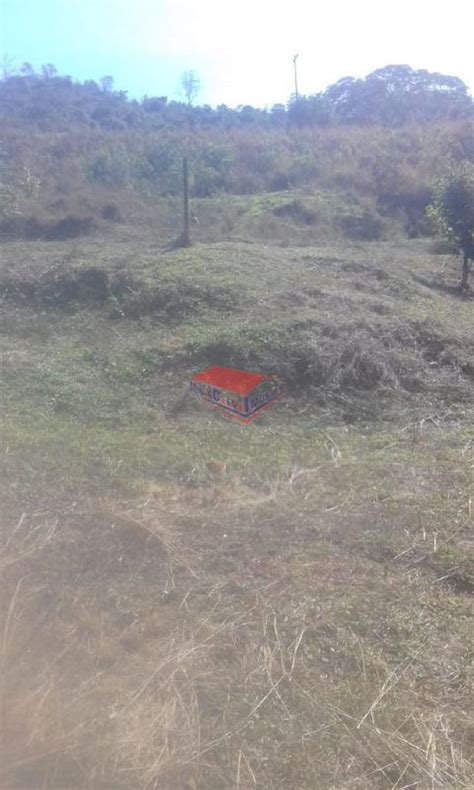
[293,53,299,99]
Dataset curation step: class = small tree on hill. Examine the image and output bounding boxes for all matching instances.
[100,75,114,93]
[181,70,200,106]
[427,162,474,291]
[1,54,16,81]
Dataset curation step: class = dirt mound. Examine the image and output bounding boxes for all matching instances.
[108,277,239,321]
[0,266,239,318]
[1,266,109,305]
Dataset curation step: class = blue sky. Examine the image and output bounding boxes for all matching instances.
[1,0,473,107]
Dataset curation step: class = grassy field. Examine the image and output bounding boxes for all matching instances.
[0,221,473,789]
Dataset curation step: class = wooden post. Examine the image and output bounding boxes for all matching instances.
[182,154,190,247]
[461,252,470,291]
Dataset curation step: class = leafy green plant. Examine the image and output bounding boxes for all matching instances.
[427,162,474,290]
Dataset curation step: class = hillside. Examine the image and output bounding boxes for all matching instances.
[1,66,473,248]
[1,60,474,789]
[1,226,473,789]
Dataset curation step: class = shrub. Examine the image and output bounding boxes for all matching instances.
[87,152,129,188]
[137,144,182,195]
[427,161,474,289]
[273,199,318,225]
[0,214,97,241]
[269,172,291,191]
[1,266,109,305]
[338,210,383,241]
[192,165,223,198]
[101,203,123,222]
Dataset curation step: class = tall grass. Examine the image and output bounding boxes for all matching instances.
[1,121,473,236]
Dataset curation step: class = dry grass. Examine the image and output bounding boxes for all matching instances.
[2,433,473,789]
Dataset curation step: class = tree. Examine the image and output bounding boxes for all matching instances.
[1,54,16,81]
[270,103,286,126]
[322,65,473,126]
[41,63,57,79]
[288,93,330,127]
[427,162,474,290]
[100,75,114,93]
[20,62,35,77]
[181,69,200,106]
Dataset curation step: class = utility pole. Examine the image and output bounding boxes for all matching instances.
[293,53,299,99]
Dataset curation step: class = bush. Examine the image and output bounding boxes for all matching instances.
[338,210,383,241]
[87,153,129,188]
[1,266,109,305]
[101,203,123,222]
[231,172,264,195]
[0,214,97,241]
[46,215,97,239]
[273,199,318,225]
[137,144,182,195]
[288,156,320,187]
[269,172,291,191]
[192,165,224,198]
[427,161,474,288]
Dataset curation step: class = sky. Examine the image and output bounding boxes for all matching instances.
[1,0,473,108]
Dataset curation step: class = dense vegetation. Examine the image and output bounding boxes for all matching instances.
[1,64,473,252]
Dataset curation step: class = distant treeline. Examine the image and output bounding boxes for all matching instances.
[1,63,473,132]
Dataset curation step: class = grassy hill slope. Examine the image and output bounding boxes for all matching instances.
[1,226,473,788]
[2,121,474,246]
